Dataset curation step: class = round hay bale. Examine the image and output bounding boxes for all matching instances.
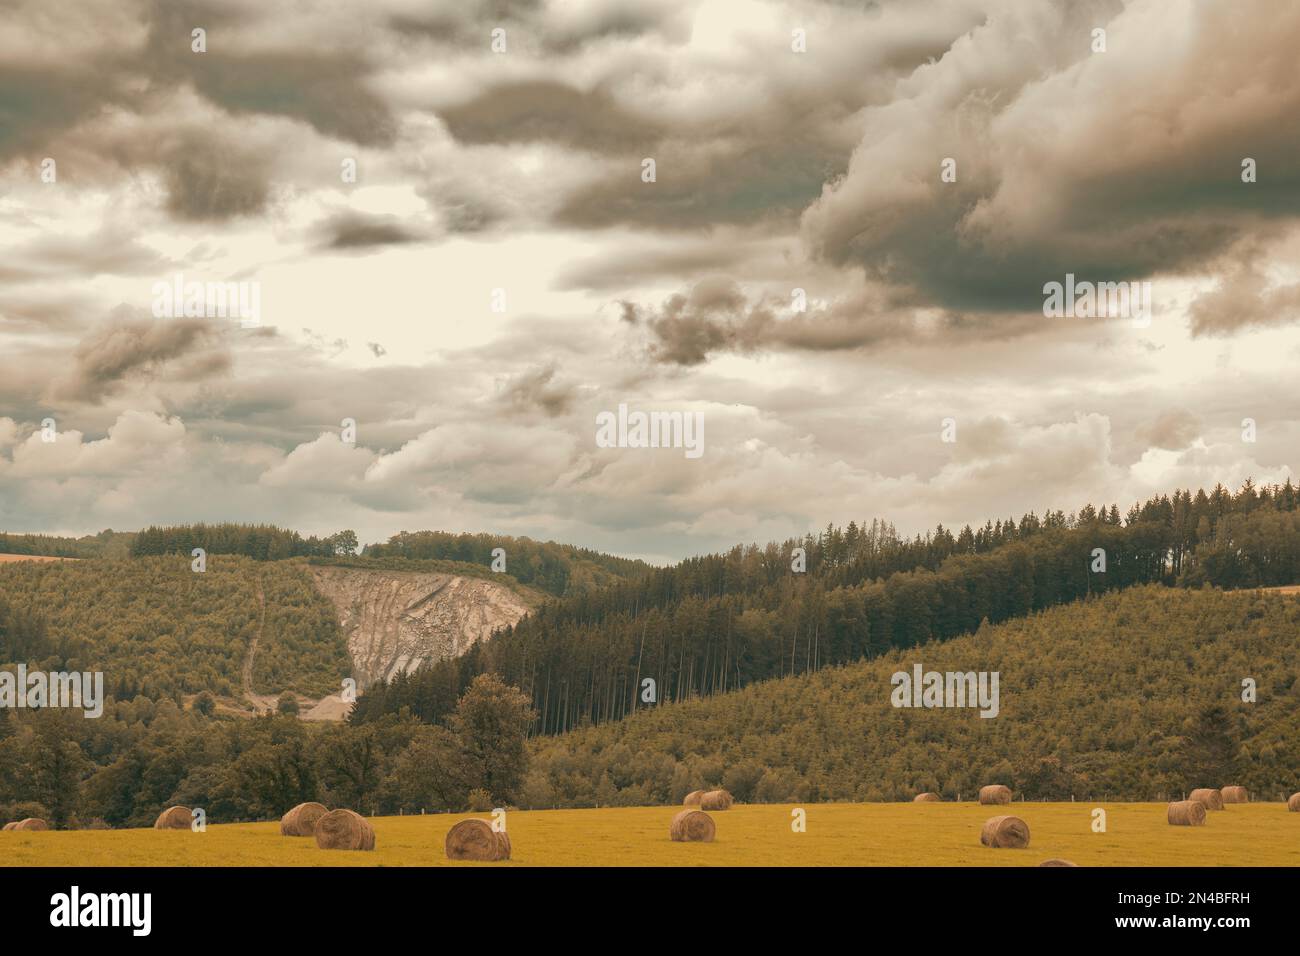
[0,823,15,831]
[980,814,1030,848]
[444,818,510,861]
[153,806,193,830]
[1038,858,1078,867]
[280,802,328,837]
[11,818,48,831]
[978,784,1012,805]
[700,789,733,811]
[1220,785,1249,804]
[683,790,705,807]
[913,792,941,802]
[1189,788,1224,811]
[1288,792,1300,812]
[314,809,375,851]
[669,809,716,843]
[1167,800,1207,826]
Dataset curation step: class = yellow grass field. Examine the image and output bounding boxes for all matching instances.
[2,803,1297,867]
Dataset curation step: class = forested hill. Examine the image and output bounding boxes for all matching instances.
[522,586,1300,807]
[352,480,1300,732]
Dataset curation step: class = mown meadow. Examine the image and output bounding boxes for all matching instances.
[1,802,1296,867]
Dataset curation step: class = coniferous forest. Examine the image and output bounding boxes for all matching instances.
[352,481,1300,733]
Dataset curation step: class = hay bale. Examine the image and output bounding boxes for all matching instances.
[153,806,193,830]
[683,790,705,807]
[314,809,375,851]
[1288,792,1300,812]
[980,815,1030,848]
[11,818,48,831]
[0,823,14,831]
[669,809,716,842]
[913,792,941,802]
[700,789,733,811]
[280,802,329,837]
[1167,800,1207,826]
[978,784,1012,805]
[444,818,510,861]
[1189,788,1224,811]
[1220,785,1249,804]
[1038,858,1078,867]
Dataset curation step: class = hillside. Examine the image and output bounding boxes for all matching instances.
[0,555,541,708]
[354,481,1300,732]
[522,586,1300,807]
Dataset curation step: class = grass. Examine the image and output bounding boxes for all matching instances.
[2,802,1297,867]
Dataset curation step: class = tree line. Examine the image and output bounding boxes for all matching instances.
[362,530,651,597]
[130,523,357,561]
[0,530,134,558]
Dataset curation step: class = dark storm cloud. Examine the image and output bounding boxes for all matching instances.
[159,133,273,221]
[555,134,845,230]
[803,0,1300,315]
[143,0,397,146]
[315,212,424,251]
[436,81,663,152]
[390,0,687,54]
[0,64,118,161]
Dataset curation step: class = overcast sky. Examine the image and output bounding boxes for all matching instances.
[2,0,1298,563]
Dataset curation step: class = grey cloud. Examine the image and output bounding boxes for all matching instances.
[62,307,230,401]
[160,133,273,222]
[1188,256,1300,337]
[620,277,1044,364]
[498,364,577,417]
[1140,411,1201,451]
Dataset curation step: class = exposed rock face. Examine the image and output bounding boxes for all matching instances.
[306,567,532,689]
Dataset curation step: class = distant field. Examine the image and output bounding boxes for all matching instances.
[2,803,1296,867]
[0,554,74,563]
